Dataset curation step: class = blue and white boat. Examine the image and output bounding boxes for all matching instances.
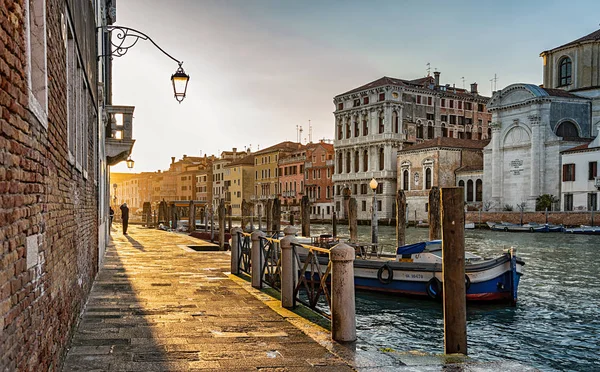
[300,240,524,305]
[487,221,563,232]
[563,225,600,235]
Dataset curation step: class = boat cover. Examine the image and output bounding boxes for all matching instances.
[396,240,442,255]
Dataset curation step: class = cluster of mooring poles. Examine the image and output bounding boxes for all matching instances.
[230,186,468,354]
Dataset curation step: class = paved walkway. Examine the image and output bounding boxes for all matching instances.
[62,225,353,371]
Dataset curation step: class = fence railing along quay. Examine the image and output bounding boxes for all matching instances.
[230,226,356,342]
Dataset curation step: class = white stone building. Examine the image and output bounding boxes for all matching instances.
[212,148,246,211]
[333,74,491,221]
[484,29,600,211]
[560,125,600,211]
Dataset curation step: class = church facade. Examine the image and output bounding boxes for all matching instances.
[484,29,600,211]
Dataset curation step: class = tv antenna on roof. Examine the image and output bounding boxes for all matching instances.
[490,73,498,92]
[308,120,312,143]
[461,77,465,89]
[426,62,431,76]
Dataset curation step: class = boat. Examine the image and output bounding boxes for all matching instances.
[486,221,563,232]
[465,221,475,229]
[563,225,600,235]
[298,240,524,304]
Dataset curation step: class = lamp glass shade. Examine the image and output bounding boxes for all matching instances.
[171,65,190,103]
[126,158,135,169]
[369,178,378,190]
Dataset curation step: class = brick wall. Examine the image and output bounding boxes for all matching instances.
[1,1,99,370]
[466,211,597,227]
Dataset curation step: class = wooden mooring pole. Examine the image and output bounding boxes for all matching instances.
[188,201,195,233]
[241,199,247,231]
[428,186,441,241]
[396,190,406,247]
[266,199,273,234]
[301,195,310,238]
[218,199,226,250]
[441,187,467,355]
[272,198,281,233]
[348,197,358,242]
[332,211,337,239]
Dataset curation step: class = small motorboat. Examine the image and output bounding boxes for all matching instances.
[486,221,562,232]
[298,240,524,305]
[563,225,600,235]
[465,221,475,229]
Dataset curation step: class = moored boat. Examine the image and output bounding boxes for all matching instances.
[563,225,600,235]
[486,221,563,232]
[299,240,524,305]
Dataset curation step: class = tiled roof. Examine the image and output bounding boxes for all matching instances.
[337,76,408,97]
[226,155,255,167]
[545,29,600,53]
[253,141,302,155]
[543,88,584,98]
[560,142,594,153]
[401,137,490,152]
[455,165,483,173]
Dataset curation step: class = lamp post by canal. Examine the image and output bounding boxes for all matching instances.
[370,178,378,244]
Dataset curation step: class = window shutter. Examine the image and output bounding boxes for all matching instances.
[562,164,568,181]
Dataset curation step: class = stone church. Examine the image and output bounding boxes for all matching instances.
[484,29,600,211]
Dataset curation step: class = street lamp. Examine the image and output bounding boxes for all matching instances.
[369,178,378,245]
[99,25,190,103]
[126,156,135,169]
[112,183,118,207]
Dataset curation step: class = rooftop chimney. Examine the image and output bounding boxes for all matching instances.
[183,154,187,159]
[470,83,478,94]
[232,147,237,153]
[434,71,440,86]
[171,157,175,164]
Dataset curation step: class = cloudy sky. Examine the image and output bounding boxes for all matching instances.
[110,0,600,172]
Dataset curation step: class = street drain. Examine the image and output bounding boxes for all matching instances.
[187,245,221,252]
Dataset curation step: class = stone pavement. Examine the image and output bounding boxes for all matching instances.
[61,225,353,371]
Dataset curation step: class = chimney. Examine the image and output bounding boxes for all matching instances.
[470,83,478,94]
[183,154,187,159]
[232,147,237,154]
[171,157,175,164]
[434,71,440,86]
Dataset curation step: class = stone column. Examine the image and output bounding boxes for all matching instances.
[491,123,502,204]
[188,201,195,232]
[358,149,364,173]
[280,226,298,309]
[251,230,265,288]
[330,243,356,342]
[529,116,541,203]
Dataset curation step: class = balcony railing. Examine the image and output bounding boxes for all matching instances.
[106,105,135,166]
[279,155,306,165]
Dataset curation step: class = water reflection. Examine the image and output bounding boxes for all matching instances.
[308,223,600,372]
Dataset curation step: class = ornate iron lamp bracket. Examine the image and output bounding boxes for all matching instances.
[97,25,182,66]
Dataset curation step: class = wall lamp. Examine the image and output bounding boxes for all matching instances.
[126,156,135,169]
[98,25,190,103]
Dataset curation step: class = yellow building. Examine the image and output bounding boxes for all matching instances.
[252,141,303,202]
[225,154,255,217]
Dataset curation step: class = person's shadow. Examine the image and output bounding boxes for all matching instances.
[125,234,146,251]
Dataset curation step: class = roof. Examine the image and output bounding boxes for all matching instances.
[560,141,595,153]
[400,137,490,152]
[543,29,600,53]
[253,141,302,155]
[226,155,255,167]
[455,165,484,173]
[543,88,583,98]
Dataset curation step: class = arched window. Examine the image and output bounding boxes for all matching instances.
[487,127,492,139]
[363,150,368,172]
[475,179,482,202]
[345,152,351,173]
[425,168,432,189]
[458,180,465,188]
[354,151,359,172]
[559,57,572,86]
[363,117,368,136]
[403,170,409,190]
[337,124,343,140]
[416,122,423,139]
[556,121,579,138]
[393,111,399,133]
[467,180,474,202]
[379,114,385,133]
[354,120,359,137]
[427,122,434,139]
[337,152,342,174]
[379,148,384,170]
[442,123,448,137]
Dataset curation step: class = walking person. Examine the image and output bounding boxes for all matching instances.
[109,207,114,229]
[120,203,129,235]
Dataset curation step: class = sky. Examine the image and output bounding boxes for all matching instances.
[110,0,600,173]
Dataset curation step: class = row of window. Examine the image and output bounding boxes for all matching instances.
[562,162,597,182]
[336,148,385,173]
[255,154,278,165]
[337,112,397,139]
[564,193,597,211]
[415,96,485,112]
[337,93,386,110]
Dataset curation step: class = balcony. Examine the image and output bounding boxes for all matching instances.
[332,170,397,182]
[279,155,306,165]
[333,132,405,148]
[106,105,136,166]
[282,191,297,198]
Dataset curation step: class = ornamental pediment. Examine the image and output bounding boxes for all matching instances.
[488,83,550,110]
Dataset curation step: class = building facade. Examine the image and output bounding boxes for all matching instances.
[304,141,335,219]
[397,138,488,220]
[225,155,255,217]
[485,29,600,211]
[333,74,490,221]
[278,148,306,217]
[560,126,600,211]
[212,148,246,211]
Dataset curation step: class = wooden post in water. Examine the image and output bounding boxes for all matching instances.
[428,186,441,241]
[348,197,358,242]
[188,201,196,233]
[396,190,406,247]
[441,187,467,355]
[227,206,232,232]
[272,198,281,233]
[218,199,226,250]
[204,208,208,233]
[257,204,262,231]
[241,199,247,232]
[211,208,215,242]
[332,211,337,239]
[301,195,310,238]
[266,199,273,234]
[249,202,254,232]
[414,210,417,228]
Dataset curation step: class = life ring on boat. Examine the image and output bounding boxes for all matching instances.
[503,227,509,232]
[529,227,534,232]
[426,277,442,299]
[377,264,394,285]
[465,274,471,290]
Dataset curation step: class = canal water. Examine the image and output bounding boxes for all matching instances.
[307,223,600,372]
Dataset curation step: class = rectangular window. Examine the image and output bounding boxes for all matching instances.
[563,164,576,181]
[379,93,385,101]
[26,0,48,127]
[449,115,456,124]
[458,116,464,125]
[338,102,343,110]
[564,194,573,211]
[589,161,597,180]
[425,203,429,212]
[449,100,454,108]
[478,103,485,112]
[354,99,360,107]
[416,95,421,104]
[426,113,435,121]
[363,96,369,104]
[465,102,472,110]
[441,99,446,107]
[361,184,367,194]
[427,97,432,105]
[441,115,447,122]
[589,193,598,211]
[377,200,382,212]
[362,200,366,212]
[458,101,463,110]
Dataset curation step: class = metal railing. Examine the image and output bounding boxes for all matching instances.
[259,234,282,290]
[238,232,251,274]
[292,242,332,313]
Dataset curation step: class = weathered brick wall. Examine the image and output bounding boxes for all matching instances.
[1,1,99,370]
[466,211,597,227]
